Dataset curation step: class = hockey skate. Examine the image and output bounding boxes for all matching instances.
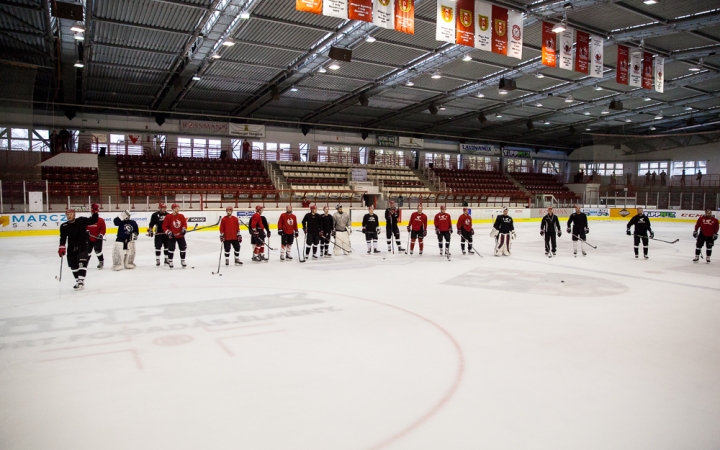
[643,255,649,259]
[373,249,381,254]
[235,258,243,265]
[388,246,392,252]
[73,280,84,290]
[707,257,711,263]
[573,251,577,258]
[468,249,474,254]
[312,254,318,259]
[181,260,187,268]
[398,247,405,252]
[168,260,174,268]
[367,249,371,254]
[226,258,230,266]
[97,261,104,269]
[156,259,161,267]
[324,252,331,257]
[280,254,285,261]
[693,256,700,262]
[462,250,467,255]
[419,250,423,255]
[285,254,293,260]
[252,255,260,262]
[582,251,587,256]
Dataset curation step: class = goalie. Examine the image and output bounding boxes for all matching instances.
[491,207,516,256]
[112,210,139,270]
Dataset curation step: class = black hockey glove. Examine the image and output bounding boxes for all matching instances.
[540,230,545,236]
[693,230,699,238]
[471,229,474,235]
[566,227,571,234]
[557,231,562,237]
[278,230,283,236]
[220,235,225,242]
[714,233,718,241]
[362,227,366,234]
[294,231,299,238]
[626,229,631,236]
[132,233,138,241]
[407,226,411,232]
[649,231,655,239]
[166,229,173,238]
[332,231,336,237]
[457,230,462,235]
[267,230,271,237]
[584,227,589,234]
[181,227,187,235]
[147,230,154,237]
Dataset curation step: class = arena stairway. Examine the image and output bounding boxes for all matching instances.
[97,155,120,197]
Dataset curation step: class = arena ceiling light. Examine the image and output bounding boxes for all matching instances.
[439,105,446,111]
[543,120,551,125]
[625,118,632,123]
[643,96,652,101]
[328,63,340,70]
[239,10,251,19]
[192,75,201,81]
[685,106,694,111]
[431,71,442,79]
[552,14,567,33]
[462,54,472,61]
[654,111,663,120]
[689,58,704,71]
[73,60,84,68]
[583,111,591,115]
[70,21,85,33]
[222,38,236,47]
[535,101,543,107]
[318,66,327,73]
[565,94,574,103]
[73,32,84,41]
[290,85,299,92]
[365,35,376,43]
[476,92,485,98]
[643,0,657,4]
[594,85,603,91]
[649,125,657,130]
[601,108,609,114]
[495,112,503,118]
[535,71,545,78]
[405,80,414,86]
[211,52,221,59]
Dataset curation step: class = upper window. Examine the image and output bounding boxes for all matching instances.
[672,161,706,176]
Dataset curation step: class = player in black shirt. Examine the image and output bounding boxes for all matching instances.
[540,207,561,257]
[147,203,169,266]
[302,206,322,259]
[319,206,334,257]
[627,207,654,259]
[492,207,515,256]
[384,201,404,252]
[58,205,99,290]
[362,206,381,254]
[567,205,589,257]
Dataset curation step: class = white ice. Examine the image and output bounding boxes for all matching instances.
[0,220,719,450]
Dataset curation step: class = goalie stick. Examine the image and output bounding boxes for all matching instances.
[320,233,352,254]
[295,237,306,263]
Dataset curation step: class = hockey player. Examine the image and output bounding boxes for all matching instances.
[567,205,589,257]
[362,206,381,254]
[219,206,243,266]
[693,208,719,263]
[162,203,188,268]
[147,203,169,266]
[86,210,106,269]
[626,207,654,259]
[384,201,404,252]
[302,205,322,259]
[540,206,562,257]
[112,210,140,270]
[319,206,334,257]
[278,205,299,261]
[249,205,270,262]
[434,205,452,257]
[456,207,474,254]
[492,207,515,256]
[332,204,352,256]
[407,205,428,255]
[58,204,99,290]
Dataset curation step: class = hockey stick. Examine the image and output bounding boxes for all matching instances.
[571,234,598,249]
[404,232,411,255]
[295,236,306,263]
[55,256,63,281]
[212,242,223,275]
[184,218,220,233]
[89,234,107,241]
[266,235,271,262]
[239,218,276,250]
[632,234,679,244]
[321,233,352,254]
[389,214,395,255]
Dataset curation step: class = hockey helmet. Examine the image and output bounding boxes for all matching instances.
[158,203,166,209]
[336,203,343,210]
[462,207,468,212]
[171,203,179,209]
[65,207,75,214]
[440,205,446,210]
[226,206,233,211]
[255,205,264,212]
[310,205,317,211]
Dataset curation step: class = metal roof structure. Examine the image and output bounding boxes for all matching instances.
[1,0,720,148]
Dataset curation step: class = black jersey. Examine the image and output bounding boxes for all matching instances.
[362,213,380,230]
[320,214,334,233]
[113,218,139,242]
[493,214,514,233]
[567,212,588,231]
[302,213,321,234]
[149,211,167,234]
[627,214,652,235]
[384,208,400,227]
[59,213,99,250]
[541,214,561,234]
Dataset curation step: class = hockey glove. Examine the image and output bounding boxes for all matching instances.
[423,230,427,237]
[166,230,173,238]
[220,235,225,242]
[98,234,104,241]
[471,229,474,235]
[91,203,100,214]
[238,235,243,243]
[278,230,283,236]
[181,227,187,235]
[319,231,324,237]
[557,231,562,237]
[626,229,631,236]
[540,230,545,236]
[58,245,66,257]
[147,230,154,237]
[714,233,718,241]
[332,231,336,237]
[511,231,517,239]
[376,228,381,235]
[693,230,699,238]
[566,227,571,234]
[294,231,299,238]
[407,226,411,232]
[132,233,138,241]
[649,231,655,239]
[584,227,589,234]
[267,230,271,237]
[457,230,462,235]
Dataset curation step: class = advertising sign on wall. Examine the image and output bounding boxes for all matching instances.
[228,123,266,138]
[460,143,500,155]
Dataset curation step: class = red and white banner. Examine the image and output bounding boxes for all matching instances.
[394,0,414,34]
[642,52,654,90]
[349,0,373,21]
[507,10,523,59]
[436,0,456,43]
[616,45,629,85]
[296,0,322,14]
[558,28,573,70]
[573,30,589,74]
[629,50,642,87]
[323,0,347,18]
[654,56,664,93]
[491,4,508,56]
[541,22,556,67]
[474,0,492,51]
[590,34,603,78]
[456,0,474,47]
[373,0,394,29]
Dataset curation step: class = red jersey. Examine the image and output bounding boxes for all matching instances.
[278,213,298,234]
[162,213,187,238]
[219,215,240,240]
[457,213,472,232]
[87,217,106,242]
[434,212,452,232]
[695,215,719,237]
[408,212,427,231]
[250,212,267,232]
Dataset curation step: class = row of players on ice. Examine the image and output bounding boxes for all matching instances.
[58,202,719,289]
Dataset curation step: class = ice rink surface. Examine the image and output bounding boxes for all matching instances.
[0,220,719,450]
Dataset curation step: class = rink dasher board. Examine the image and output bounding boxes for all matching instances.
[0,208,703,236]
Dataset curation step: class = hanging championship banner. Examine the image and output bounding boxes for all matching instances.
[323,0,348,18]
[474,0,492,51]
[436,0,456,44]
[398,136,423,149]
[629,50,642,87]
[574,30,590,74]
[456,0,474,47]
[394,0,414,34]
[654,56,664,93]
[541,22,556,67]
[373,0,394,29]
[228,123,265,138]
[616,45,629,85]
[558,28,573,70]
[491,4,508,55]
[349,0,373,21]
[296,0,322,14]
[507,10,522,59]
[641,52,654,90]
[590,34,603,78]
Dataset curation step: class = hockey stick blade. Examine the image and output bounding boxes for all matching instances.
[572,234,598,249]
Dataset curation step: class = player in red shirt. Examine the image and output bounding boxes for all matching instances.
[456,207,474,255]
[161,203,188,268]
[407,205,428,255]
[86,207,106,269]
[278,205,299,261]
[219,206,243,266]
[250,205,270,262]
[434,205,452,257]
[693,208,719,263]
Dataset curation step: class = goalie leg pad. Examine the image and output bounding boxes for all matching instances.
[112,242,124,271]
[125,241,137,269]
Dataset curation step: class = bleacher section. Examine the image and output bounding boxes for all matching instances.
[512,173,579,202]
[433,168,521,195]
[42,166,100,197]
[117,155,273,196]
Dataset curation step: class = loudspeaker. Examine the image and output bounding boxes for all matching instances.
[359,94,368,107]
[64,106,76,120]
[498,78,517,91]
[361,130,369,140]
[686,117,696,126]
[526,119,534,130]
[428,104,438,115]
[270,86,280,100]
[609,99,623,111]
[328,46,352,62]
[569,125,576,135]
[301,124,310,136]
[155,113,166,127]
[477,112,487,124]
